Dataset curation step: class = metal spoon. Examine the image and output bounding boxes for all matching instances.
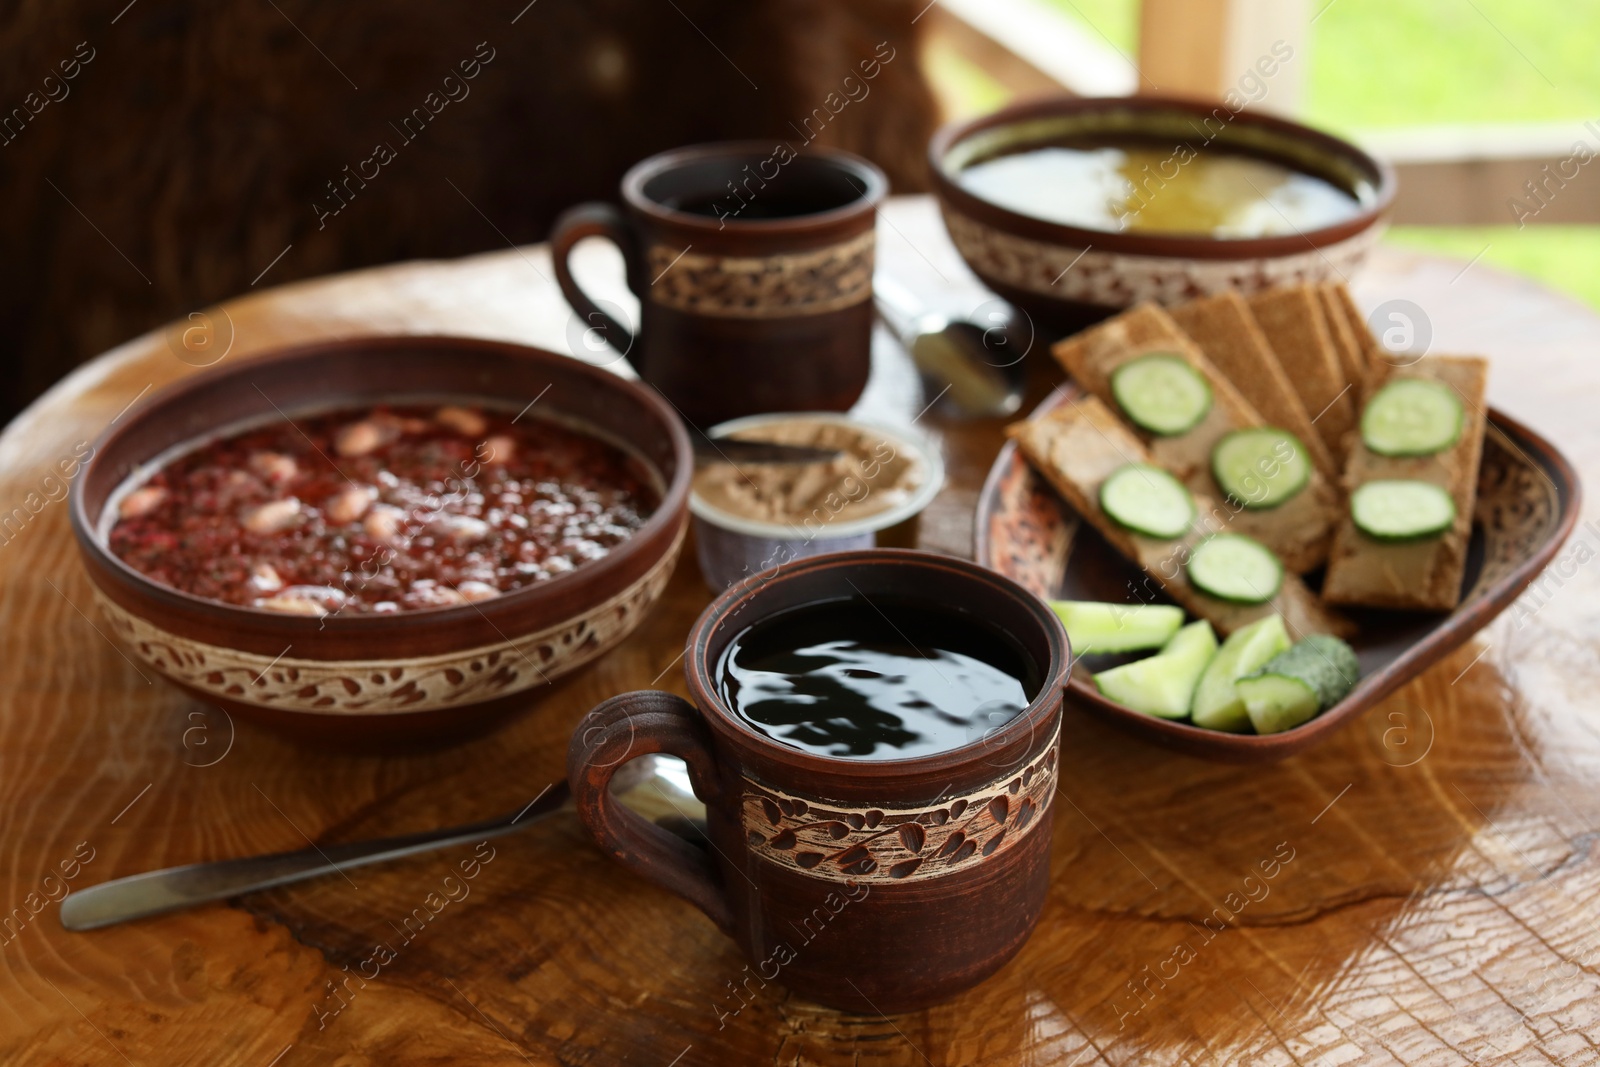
[875,276,1028,418]
[60,756,703,931]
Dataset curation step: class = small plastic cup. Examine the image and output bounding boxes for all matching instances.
[689,413,945,592]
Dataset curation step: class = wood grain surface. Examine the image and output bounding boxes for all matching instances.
[1,199,1598,1066]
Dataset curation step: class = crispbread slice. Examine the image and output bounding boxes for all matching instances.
[1052,303,1339,573]
[1168,292,1338,481]
[1322,356,1490,611]
[1317,285,1372,398]
[1008,395,1353,640]
[1325,283,1387,377]
[1246,287,1356,460]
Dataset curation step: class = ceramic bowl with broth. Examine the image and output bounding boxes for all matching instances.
[929,95,1396,330]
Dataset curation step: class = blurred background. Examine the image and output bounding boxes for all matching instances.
[2,0,1594,423]
[922,0,1600,309]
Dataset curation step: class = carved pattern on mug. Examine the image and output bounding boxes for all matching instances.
[940,208,1382,306]
[740,726,1058,884]
[91,528,683,714]
[646,231,876,319]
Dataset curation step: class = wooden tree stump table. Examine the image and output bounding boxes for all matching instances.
[2,198,1598,1066]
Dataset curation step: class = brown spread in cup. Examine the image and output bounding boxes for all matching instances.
[692,418,924,527]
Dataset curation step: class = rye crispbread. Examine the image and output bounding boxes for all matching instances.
[1052,303,1339,573]
[1317,284,1373,398]
[1008,396,1353,639]
[1324,282,1387,378]
[1246,286,1357,460]
[1168,292,1338,481]
[1322,355,1490,611]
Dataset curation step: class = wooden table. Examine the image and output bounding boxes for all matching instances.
[3,197,1598,1066]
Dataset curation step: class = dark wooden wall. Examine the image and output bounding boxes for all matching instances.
[0,0,937,421]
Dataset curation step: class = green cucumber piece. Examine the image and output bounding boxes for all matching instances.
[1236,674,1320,734]
[1099,464,1195,539]
[1190,615,1292,732]
[1361,379,1463,457]
[1093,620,1217,719]
[1350,480,1456,542]
[1211,428,1311,510]
[1186,534,1283,604]
[1110,353,1213,436]
[1050,601,1185,655]
[1237,635,1360,734]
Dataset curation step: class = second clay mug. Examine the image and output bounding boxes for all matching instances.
[565,549,1070,1012]
[551,142,887,428]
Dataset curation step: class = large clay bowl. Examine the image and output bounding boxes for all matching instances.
[929,94,1397,332]
[69,336,691,746]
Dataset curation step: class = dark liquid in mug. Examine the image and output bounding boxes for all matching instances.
[648,156,867,221]
[717,596,1039,760]
[664,189,858,220]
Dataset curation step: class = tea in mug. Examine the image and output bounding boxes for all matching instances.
[717,595,1040,760]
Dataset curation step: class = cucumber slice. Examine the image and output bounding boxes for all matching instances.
[1362,379,1464,457]
[1350,480,1456,542]
[1110,354,1213,436]
[1099,464,1195,539]
[1186,534,1283,604]
[1236,674,1320,734]
[1190,615,1292,732]
[1050,601,1185,655]
[1211,428,1311,510]
[1093,620,1218,719]
[1237,635,1360,734]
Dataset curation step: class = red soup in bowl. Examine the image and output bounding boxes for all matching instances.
[106,403,658,615]
[70,336,691,745]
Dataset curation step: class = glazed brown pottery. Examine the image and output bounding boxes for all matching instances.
[566,548,1070,1013]
[68,335,692,746]
[551,142,887,428]
[929,95,1397,332]
[977,382,1581,763]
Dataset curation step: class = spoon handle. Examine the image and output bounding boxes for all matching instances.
[59,781,572,931]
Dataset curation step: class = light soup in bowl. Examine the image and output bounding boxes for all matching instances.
[956,140,1368,238]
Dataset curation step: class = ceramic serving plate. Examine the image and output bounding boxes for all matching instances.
[976,382,1581,763]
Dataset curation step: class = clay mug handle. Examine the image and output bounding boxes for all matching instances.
[566,690,733,933]
[549,202,644,369]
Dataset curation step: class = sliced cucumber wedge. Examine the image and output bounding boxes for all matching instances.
[1186,534,1283,604]
[1237,635,1360,734]
[1093,620,1218,719]
[1236,674,1320,734]
[1190,615,1292,732]
[1350,479,1456,542]
[1050,601,1185,655]
[1361,379,1463,457]
[1100,464,1195,539]
[1211,428,1311,510]
[1110,353,1213,436]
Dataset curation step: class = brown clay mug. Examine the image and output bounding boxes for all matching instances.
[550,142,887,429]
[565,549,1069,1013]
